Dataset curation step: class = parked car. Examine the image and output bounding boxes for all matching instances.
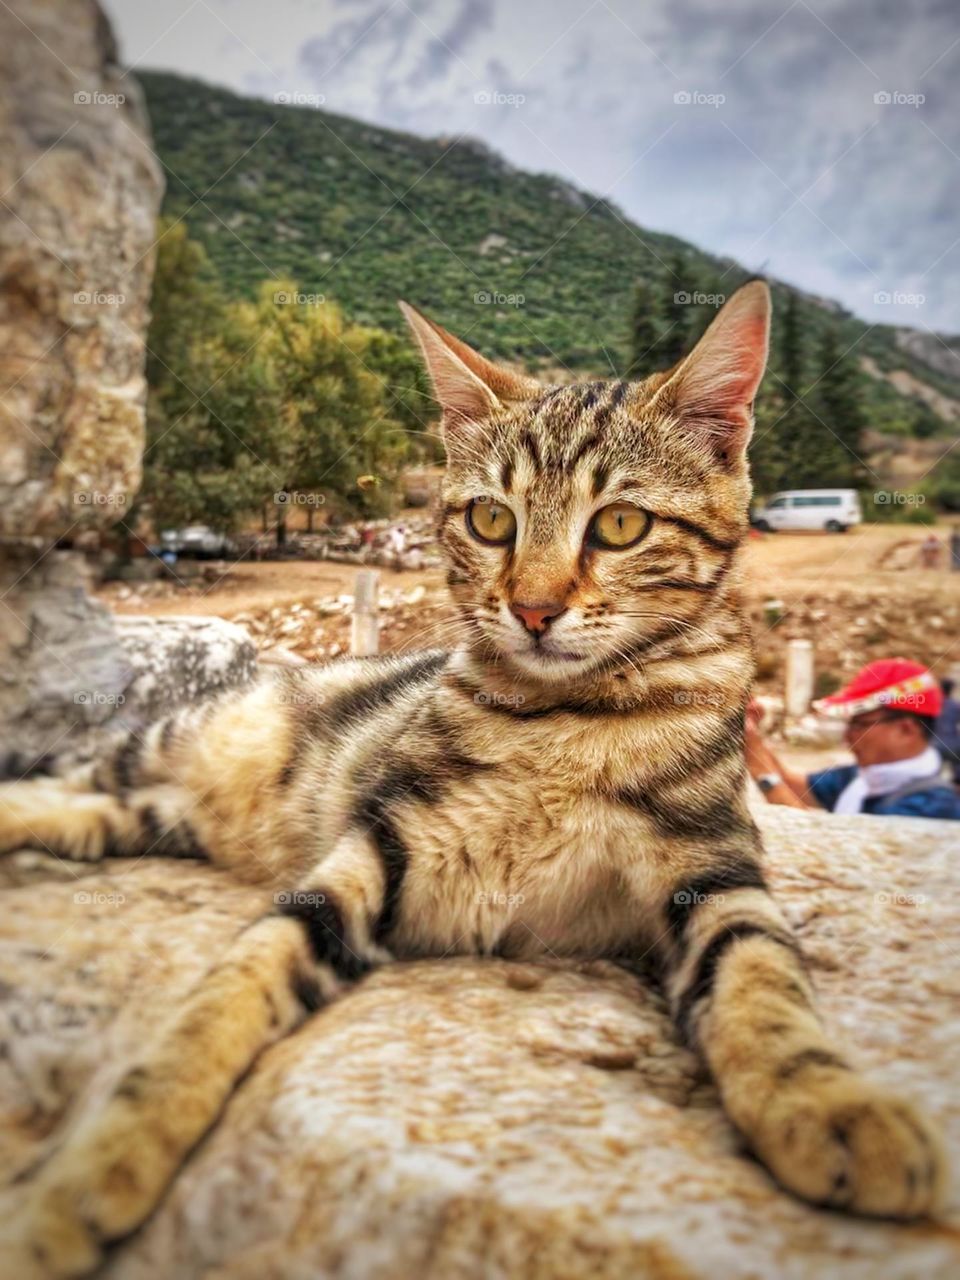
[750,489,862,533]
[159,525,234,559]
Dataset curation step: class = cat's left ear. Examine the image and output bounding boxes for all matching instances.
[650,280,771,465]
[399,301,540,430]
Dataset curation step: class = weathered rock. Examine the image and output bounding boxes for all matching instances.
[0,807,958,1277]
[0,0,171,769]
[113,615,257,719]
[0,559,256,766]
[0,0,162,539]
[0,550,133,765]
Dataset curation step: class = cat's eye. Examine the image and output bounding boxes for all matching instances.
[589,503,649,549]
[467,498,517,545]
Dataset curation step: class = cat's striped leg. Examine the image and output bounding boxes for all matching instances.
[4,831,392,1280]
[0,707,212,862]
[0,690,290,871]
[0,777,203,862]
[660,859,946,1218]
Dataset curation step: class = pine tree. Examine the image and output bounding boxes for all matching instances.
[777,292,807,403]
[660,250,693,368]
[814,324,868,486]
[625,279,664,378]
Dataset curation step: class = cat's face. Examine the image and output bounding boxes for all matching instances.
[401,284,770,684]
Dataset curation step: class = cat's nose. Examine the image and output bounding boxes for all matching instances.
[510,601,567,633]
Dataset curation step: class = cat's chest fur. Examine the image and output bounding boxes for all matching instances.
[384,734,672,960]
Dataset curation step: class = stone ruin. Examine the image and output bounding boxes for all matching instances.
[0,0,254,770]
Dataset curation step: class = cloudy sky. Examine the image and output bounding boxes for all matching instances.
[104,0,959,331]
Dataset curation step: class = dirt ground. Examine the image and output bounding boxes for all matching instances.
[94,522,959,776]
[97,523,960,677]
[102,558,439,617]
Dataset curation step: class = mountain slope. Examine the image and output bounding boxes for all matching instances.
[139,71,959,437]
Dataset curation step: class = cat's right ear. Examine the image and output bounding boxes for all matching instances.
[399,302,540,430]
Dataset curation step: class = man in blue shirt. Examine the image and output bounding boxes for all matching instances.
[746,659,960,820]
[936,677,960,786]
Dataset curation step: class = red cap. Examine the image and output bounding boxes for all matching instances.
[814,658,942,719]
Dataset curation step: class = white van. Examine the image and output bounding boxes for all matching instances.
[751,489,862,533]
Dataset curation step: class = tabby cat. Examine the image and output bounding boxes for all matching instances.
[0,283,945,1278]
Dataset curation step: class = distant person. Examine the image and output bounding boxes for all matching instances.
[920,532,941,569]
[951,524,960,572]
[936,677,960,786]
[746,658,960,819]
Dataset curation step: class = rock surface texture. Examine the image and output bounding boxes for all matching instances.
[0,0,168,768]
[0,0,162,538]
[0,577,257,768]
[0,806,958,1278]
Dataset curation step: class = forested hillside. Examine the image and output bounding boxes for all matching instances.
[137,70,960,512]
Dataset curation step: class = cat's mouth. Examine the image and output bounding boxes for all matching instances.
[504,635,596,681]
[534,643,585,663]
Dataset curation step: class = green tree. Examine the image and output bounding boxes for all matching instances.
[144,219,223,394]
[239,283,410,542]
[136,223,417,543]
[750,290,818,493]
[925,446,960,512]
[358,326,437,453]
[137,223,286,537]
[661,251,693,367]
[625,278,664,378]
[813,325,868,486]
[909,400,944,440]
[777,291,807,403]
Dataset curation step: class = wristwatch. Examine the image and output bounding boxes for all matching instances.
[756,772,784,795]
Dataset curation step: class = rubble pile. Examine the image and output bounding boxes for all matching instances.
[749,584,960,696]
[231,585,463,665]
[249,514,442,568]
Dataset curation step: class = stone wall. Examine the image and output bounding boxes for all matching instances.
[0,0,161,538]
[0,1,257,769]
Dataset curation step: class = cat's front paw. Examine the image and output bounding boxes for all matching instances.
[751,1073,947,1218]
[0,1187,103,1280]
